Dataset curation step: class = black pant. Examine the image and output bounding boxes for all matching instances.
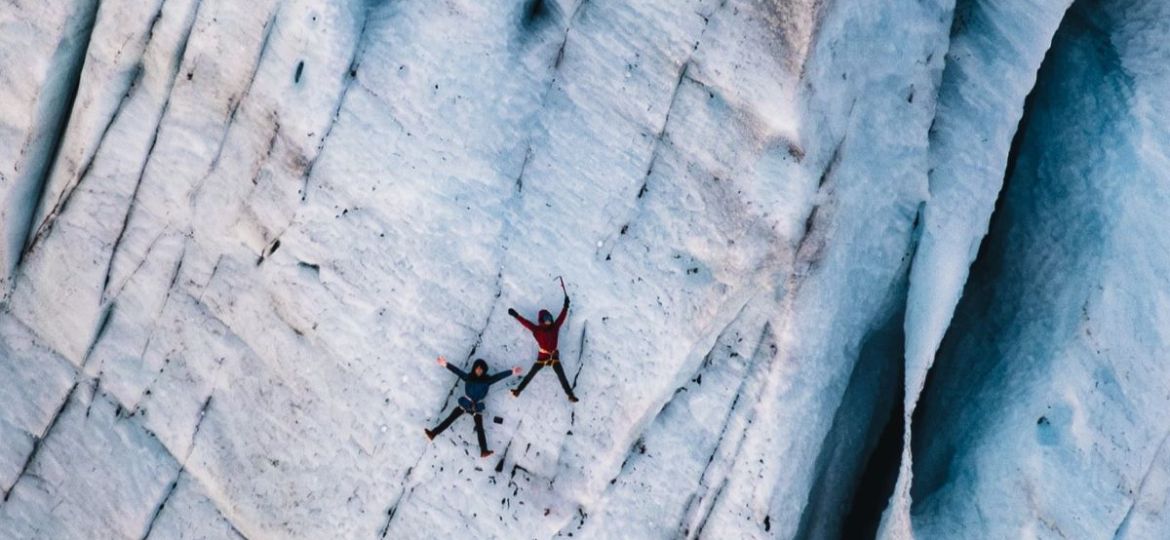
[429,407,488,453]
[515,353,574,397]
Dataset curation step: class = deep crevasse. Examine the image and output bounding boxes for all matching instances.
[898,0,1170,537]
[880,0,1076,535]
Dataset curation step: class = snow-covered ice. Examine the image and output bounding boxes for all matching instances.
[0,0,1167,538]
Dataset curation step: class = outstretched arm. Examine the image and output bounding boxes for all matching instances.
[508,308,537,331]
[438,356,468,380]
[488,367,522,385]
[554,295,570,327]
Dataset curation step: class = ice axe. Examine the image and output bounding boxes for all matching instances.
[554,275,567,296]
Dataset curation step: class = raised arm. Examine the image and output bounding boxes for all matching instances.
[488,366,524,385]
[487,370,513,385]
[554,295,570,327]
[438,356,468,380]
[508,308,537,331]
[446,364,469,380]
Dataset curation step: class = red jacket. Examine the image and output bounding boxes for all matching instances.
[510,298,569,359]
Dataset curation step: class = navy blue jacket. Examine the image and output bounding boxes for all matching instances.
[447,360,511,402]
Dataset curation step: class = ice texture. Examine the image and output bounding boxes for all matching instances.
[881,0,1076,534]
[0,0,1167,538]
[905,0,1170,537]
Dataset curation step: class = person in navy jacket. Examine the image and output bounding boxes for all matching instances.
[424,357,520,458]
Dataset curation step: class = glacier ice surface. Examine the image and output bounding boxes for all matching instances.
[0,0,1167,538]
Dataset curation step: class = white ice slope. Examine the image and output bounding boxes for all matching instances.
[0,0,1167,539]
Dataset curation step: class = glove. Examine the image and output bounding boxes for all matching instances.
[563,296,570,308]
[507,308,518,317]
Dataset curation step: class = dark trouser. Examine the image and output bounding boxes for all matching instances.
[472,414,487,452]
[429,407,489,453]
[515,352,574,397]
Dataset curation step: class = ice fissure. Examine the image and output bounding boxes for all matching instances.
[0,0,101,292]
[896,0,1170,537]
[28,0,166,249]
[1,0,1167,538]
[1,382,79,504]
[298,0,383,201]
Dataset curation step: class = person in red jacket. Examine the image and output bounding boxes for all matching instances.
[507,293,578,402]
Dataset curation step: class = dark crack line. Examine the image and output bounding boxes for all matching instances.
[255,232,282,266]
[11,0,102,275]
[80,301,115,369]
[555,323,589,474]
[180,290,265,370]
[599,3,728,261]
[379,274,508,536]
[189,112,283,234]
[31,64,143,248]
[188,394,214,447]
[82,333,233,539]
[0,305,219,523]
[29,0,169,250]
[84,373,104,417]
[140,469,183,540]
[793,136,846,268]
[678,324,776,538]
[299,4,377,202]
[525,323,588,491]
[506,0,590,196]
[1,382,79,503]
[689,480,727,539]
[562,306,757,525]
[377,265,520,536]
[453,0,595,458]
[87,387,245,539]
[512,147,533,192]
[816,135,846,190]
[99,0,205,301]
[348,79,408,129]
[110,239,189,414]
[1112,429,1170,539]
[206,9,280,175]
[569,321,588,390]
[190,255,224,306]
[141,369,239,540]
[377,460,426,539]
[142,460,251,540]
[245,119,285,227]
[377,498,399,538]
[73,288,246,536]
[105,227,170,300]
[433,271,504,412]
